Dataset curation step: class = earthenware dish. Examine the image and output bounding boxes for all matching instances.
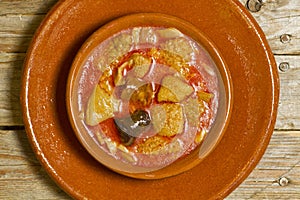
[66,13,233,179]
[21,0,279,199]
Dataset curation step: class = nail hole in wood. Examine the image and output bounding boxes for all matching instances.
[278,62,290,72]
[280,34,292,43]
[278,177,289,187]
[246,0,263,12]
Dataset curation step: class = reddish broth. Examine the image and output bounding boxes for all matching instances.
[76,26,219,169]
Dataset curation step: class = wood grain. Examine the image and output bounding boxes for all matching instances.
[239,0,300,55]
[0,0,57,15]
[0,0,299,199]
[1,1,299,127]
[0,129,70,199]
[1,53,299,129]
[0,53,24,126]
[275,55,300,130]
[227,131,300,199]
[0,1,300,55]
[0,130,299,199]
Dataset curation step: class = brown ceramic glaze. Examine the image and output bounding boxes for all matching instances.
[66,13,233,179]
[21,0,279,199]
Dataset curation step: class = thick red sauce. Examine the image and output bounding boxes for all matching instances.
[77,27,219,168]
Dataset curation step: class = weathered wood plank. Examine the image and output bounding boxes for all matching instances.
[0,36,32,53]
[0,14,44,36]
[0,129,299,199]
[0,0,299,199]
[227,131,300,199]
[0,129,71,199]
[0,53,24,126]
[275,55,300,130]
[239,0,300,55]
[1,53,299,129]
[0,0,57,15]
[0,14,45,53]
[0,1,299,54]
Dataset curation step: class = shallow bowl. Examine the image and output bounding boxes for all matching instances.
[66,13,233,179]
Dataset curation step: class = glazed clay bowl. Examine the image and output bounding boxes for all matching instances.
[66,13,233,179]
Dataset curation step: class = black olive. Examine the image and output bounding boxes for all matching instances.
[131,110,151,127]
[114,110,151,146]
[114,118,135,146]
[119,130,135,146]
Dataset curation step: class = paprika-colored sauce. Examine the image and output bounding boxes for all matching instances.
[77,26,219,169]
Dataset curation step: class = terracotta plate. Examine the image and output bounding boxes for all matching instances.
[21,0,279,199]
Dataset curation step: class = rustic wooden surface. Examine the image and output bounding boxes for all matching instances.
[0,0,299,199]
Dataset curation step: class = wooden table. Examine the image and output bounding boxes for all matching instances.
[0,0,299,199]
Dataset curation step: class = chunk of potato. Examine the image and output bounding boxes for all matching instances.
[195,129,207,144]
[157,86,179,103]
[151,103,184,137]
[156,28,183,39]
[114,54,151,86]
[85,85,114,126]
[158,75,194,102]
[137,136,168,154]
[197,91,214,103]
[114,61,128,86]
[182,97,204,127]
[97,33,132,71]
[130,54,151,78]
[160,38,193,61]
[139,27,157,44]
